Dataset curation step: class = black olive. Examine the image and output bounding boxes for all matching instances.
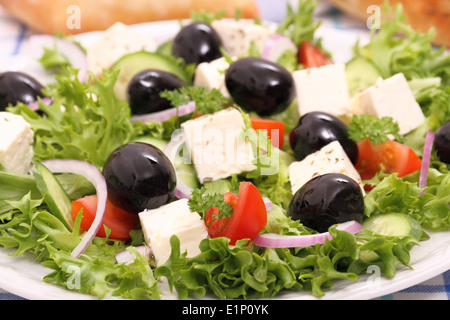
[172,22,222,65]
[287,173,364,233]
[434,121,450,164]
[289,111,358,164]
[102,142,177,214]
[225,57,295,116]
[127,69,185,114]
[0,71,45,111]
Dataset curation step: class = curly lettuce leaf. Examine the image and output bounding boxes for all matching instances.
[8,68,137,170]
[276,0,321,47]
[364,173,450,231]
[0,190,160,300]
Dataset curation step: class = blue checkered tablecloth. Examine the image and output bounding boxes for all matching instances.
[0,0,449,300]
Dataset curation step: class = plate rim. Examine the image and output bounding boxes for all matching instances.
[0,19,449,300]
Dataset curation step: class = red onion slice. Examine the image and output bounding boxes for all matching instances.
[116,245,152,265]
[130,102,196,123]
[263,197,273,211]
[261,34,298,62]
[28,97,53,112]
[41,159,107,258]
[253,220,363,248]
[163,131,194,199]
[27,35,88,83]
[419,130,435,190]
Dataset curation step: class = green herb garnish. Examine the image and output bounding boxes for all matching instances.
[160,86,232,115]
[348,115,404,144]
[188,186,233,225]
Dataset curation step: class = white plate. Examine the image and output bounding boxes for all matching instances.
[0,20,449,300]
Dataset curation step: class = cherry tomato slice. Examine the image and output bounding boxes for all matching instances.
[355,139,422,181]
[250,117,285,148]
[205,182,267,245]
[71,195,139,240]
[298,41,333,69]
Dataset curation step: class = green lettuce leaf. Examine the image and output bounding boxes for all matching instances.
[364,172,450,231]
[8,68,137,170]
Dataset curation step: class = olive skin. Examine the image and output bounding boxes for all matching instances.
[434,121,450,164]
[287,173,364,233]
[289,111,358,164]
[172,22,222,65]
[225,57,295,116]
[127,69,185,114]
[0,71,45,111]
[102,142,177,214]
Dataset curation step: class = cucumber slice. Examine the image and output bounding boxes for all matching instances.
[134,135,168,150]
[156,39,173,57]
[134,136,199,189]
[345,57,382,97]
[363,212,422,240]
[34,162,74,230]
[110,51,190,101]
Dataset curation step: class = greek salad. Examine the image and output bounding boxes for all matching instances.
[1,0,450,300]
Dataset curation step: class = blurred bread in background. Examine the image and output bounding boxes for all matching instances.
[0,0,260,34]
[327,0,450,47]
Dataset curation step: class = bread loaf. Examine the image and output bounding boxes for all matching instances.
[0,0,260,35]
[327,0,450,47]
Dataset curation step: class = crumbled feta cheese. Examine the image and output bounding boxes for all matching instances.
[194,57,231,98]
[349,73,425,134]
[293,63,351,117]
[288,140,364,195]
[211,19,275,57]
[0,112,34,173]
[138,199,208,266]
[181,108,256,183]
[87,22,156,76]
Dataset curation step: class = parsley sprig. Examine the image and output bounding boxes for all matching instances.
[348,115,404,144]
[160,86,232,115]
[188,187,233,226]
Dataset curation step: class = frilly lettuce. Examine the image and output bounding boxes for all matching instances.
[7,68,138,170]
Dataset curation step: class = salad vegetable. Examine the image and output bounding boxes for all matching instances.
[0,0,450,300]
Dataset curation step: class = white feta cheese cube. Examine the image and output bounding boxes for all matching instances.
[0,112,34,173]
[293,63,351,117]
[194,57,231,98]
[138,199,208,266]
[288,140,364,195]
[181,108,256,183]
[87,22,156,76]
[211,19,275,57]
[349,73,425,134]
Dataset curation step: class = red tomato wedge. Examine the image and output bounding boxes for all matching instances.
[205,182,267,245]
[71,195,139,240]
[298,41,333,69]
[250,117,285,148]
[355,139,422,181]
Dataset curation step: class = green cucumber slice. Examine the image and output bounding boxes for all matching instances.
[134,136,199,189]
[34,162,74,230]
[363,212,422,240]
[110,51,190,101]
[346,57,382,97]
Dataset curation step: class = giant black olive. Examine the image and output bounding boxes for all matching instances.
[127,69,185,114]
[434,121,450,164]
[102,142,177,214]
[172,22,222,65]
[225,57,295,116]
[287,173,364,233]
[0,71,45,111]
[289,111,358,164]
